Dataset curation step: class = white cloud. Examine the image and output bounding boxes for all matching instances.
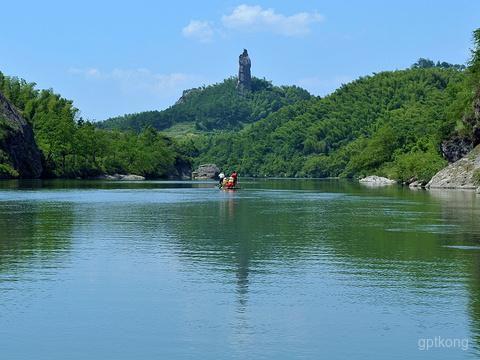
[182,5,325,43]
[69,67,190,96]
[182,20,215,43]
[69,67,104,80]
[221,5,325,36]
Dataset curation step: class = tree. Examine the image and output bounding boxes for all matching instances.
[412,58,435,69]
[74,121,105,176]
[468,28,480,95]
[31,90,78,176]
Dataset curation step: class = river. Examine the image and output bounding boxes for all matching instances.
[0,178,479,359]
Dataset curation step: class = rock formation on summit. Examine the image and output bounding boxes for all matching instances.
[0,89,42,178]
[236,49,251,94]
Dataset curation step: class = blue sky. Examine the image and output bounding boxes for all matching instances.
[1,1,479,121]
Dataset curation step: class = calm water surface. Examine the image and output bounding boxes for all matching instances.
[1,178,479,359]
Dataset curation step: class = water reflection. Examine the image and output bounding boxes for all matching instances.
[157,183,480,357]
[427,189,480,235]
[425,188,480,353]
[1,179,480,359]
[210,191,250,311]
[0,199,74,277]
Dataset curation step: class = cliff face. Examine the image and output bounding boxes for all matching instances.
[441,99,480,164]
[427,145,480,189]
[0,90,42,178]
[440,136,473,163]
[430,94,480,189]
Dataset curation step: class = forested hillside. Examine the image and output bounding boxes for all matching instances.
[0,73,192,179]
[1,47,476,183]
[95,54,470,183]
[192,66,465,182]
[96,77,313,135]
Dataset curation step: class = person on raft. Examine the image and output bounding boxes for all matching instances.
[219,171,238,189]
[218,172,225,188]
[225,176,235,189]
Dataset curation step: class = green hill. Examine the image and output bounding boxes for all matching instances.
[0,64,469,182]
[95,58,474,183]
[2,37,478,184]
[96,77,313,136]
[96,55,473,183]
[0,73,192,179]
[192,66,466,182]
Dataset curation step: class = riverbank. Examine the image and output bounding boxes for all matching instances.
[90,174,145,180]
[426,144,480,190]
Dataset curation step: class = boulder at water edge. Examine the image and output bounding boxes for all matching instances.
[426,145,480,190]
[359,175,396,185]
[192,164,220,180]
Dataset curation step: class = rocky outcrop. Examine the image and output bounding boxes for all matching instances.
[192,164,220,180]
[0,90,42,178]
[359,175,396,185]
[93,174,145,180]
[236,49,251,94]
[408,180,428,189]
[174,88,202,105]
[426,145,480,189]
[169,163,192,180]
[440,136,473,163]
[441,98,480,163]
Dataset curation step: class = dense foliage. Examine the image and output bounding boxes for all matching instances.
[0,115,19,178]
[433,29,480,149]
[2,28,480,183]
[97,77,313,134]
[0,72,191,178]
[192,66,465,182]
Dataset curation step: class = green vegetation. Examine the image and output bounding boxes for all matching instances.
[96,77,313,135]
[437,29,480,147]
[2,28,480,182]
[0,115,19,178]
[0,73,192,178]
[0,63,467,182]
[190,66,463,181]
[96,55,473,183]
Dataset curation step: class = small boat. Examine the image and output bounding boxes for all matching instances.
[220,186,241,190]
[219,175,239,190]
[217,183,241,190]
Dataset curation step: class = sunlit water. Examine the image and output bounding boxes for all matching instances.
[1,179,479,359]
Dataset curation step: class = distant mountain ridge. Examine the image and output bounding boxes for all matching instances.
[1,50,477,183]
[191,66,467,181]
[96,76,313,136]
[96,63,475,182]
